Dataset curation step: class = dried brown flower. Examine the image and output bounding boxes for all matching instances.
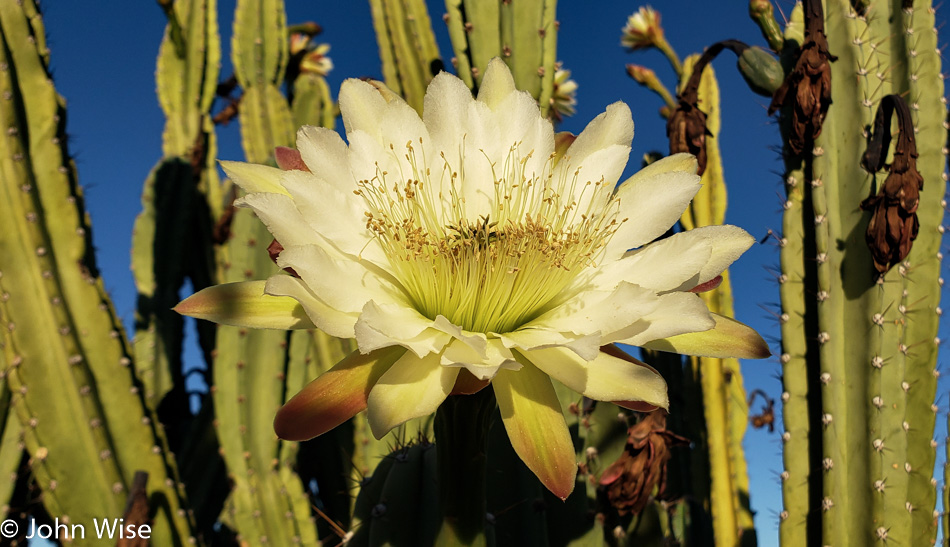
[598,410,688,515]
[860,95,923,276]
[768,0,836,155]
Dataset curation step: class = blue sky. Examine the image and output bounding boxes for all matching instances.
[36,1,950,545]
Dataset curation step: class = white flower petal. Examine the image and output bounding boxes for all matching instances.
[559,102,633,170]
[476,58,517,109]
[501,327,602,362]
[354,301,451,357]
[295,126,354,191]
[605,154,702,259]
[264,275,357,338]
[277,169,387,264]
[367,351,459,438]
[596,234,713,292]
[441,337,519,380]
[667,225,755,287]
[519,346,668,409]
[276,244,401,314]
[339,78,396,138]
[607,291,715,346]
[527,282,662,342]
[235,192,319,247]
[220,161,289,195]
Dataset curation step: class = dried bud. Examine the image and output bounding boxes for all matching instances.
[598,410,688,515]
[621,7,664,50]
[860,95,923,276]
[768,0,836,155]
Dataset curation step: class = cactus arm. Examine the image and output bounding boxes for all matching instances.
[0,2,195,542]
[443,0,475,89]
[381,0,427,111]
[891,5,943,544]
[536,0,558,119]
[369,0,441,113]
[460,0,500,86]
[775,2,945,545]
[369,0,403,97]
[677,54,754,546]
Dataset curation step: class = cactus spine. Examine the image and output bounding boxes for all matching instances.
[769,1,946,545]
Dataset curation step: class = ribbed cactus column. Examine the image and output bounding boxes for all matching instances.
[773,1,945,545]
[369,0,442,114]
[0,1,195,543]
[212,1,317,545]
[676,55,755,547]
[133,0,222,413]
[443,0,558,115]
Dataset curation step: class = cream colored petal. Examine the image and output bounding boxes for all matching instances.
[640,313,771,359]
[595,234,713,292]
[354,301,452,357]
[441,337,519,380]
[264,275,358,338]
[519,347,668,409]
[476,58,516,109]
[367,351,460,438]
[666,225,755,288]
[277,169,387,264]
[500,328,602,362]
[605,155,702,259]
[608,291,715,346]
[275,347,404,441]
[220,161,289,195]
[493,363,577,500]
[527,282,663,346]
[276,244,401,314]
[234,192,320,248]
[339,78,396,138]
[558,102,633,190]
[295,126,354,191]
[174,280,314,330]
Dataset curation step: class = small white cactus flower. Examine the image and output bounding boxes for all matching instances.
[621,6,664,50]
[177,59,766,499]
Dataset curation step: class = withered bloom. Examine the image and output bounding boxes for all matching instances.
[768,0,836,155]
[859,94,922,276]
[599,410,688,515]
[667,40,750,176]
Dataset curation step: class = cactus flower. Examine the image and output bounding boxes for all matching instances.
[621,6,664,51]
[176,58,767,499]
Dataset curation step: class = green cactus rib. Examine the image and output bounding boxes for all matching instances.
[0,352,24,520]
[443,0,475,89]
[292,72,336,130]
[775,2,945,545]
[443,0,558,109]
[368,0,441,114]
[0,1,194,543]
[232,0,287,91]
[212,2,323,544]
[135,0,222,410]
[892,6,944,544]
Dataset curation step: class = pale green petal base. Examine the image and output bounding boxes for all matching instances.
[174,280,315,329]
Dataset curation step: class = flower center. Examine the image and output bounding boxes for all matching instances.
[357,138,622,333]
